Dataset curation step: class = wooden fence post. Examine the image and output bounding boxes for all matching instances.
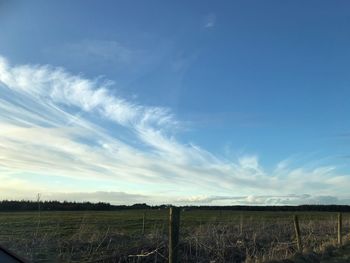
[169,207,180,263]
[142,212,146,235]
[338,213,342,246]
[293,215,302,252]
[239,214,243,235]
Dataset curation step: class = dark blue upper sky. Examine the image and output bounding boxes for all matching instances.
[1,1,350,203]
[2,1,350,164]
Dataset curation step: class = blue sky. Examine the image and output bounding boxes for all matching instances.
[0,1,350,205]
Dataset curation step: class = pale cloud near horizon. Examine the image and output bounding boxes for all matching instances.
[176,194,350,206]
[0,55,350,205]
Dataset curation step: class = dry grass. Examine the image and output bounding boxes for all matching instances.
[0,211,349,262]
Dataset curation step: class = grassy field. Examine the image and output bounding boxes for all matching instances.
[0,210,349,262]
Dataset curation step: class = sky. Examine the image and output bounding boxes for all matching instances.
[0,0,350,205]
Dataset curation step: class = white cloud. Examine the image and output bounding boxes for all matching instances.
[44,191,149,204]
[238,155,260,171]
[45,40,137,66]
[67,40,134,64]
[0,55,350,205]
[177,194,350,206]
[204,14,216,28]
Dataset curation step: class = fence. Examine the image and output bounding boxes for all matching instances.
[167,210,345,263]
[0,209,348,262]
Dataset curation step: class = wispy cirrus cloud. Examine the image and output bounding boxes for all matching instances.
[203,14,216,29]
[64,40,135,64]
[44,40,138,68]
[43,39,171,79]
[0,55,350,205]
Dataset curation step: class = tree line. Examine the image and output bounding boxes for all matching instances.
[0,200,350,212]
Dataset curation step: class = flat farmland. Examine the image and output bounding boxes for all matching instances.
[0,210,349,262]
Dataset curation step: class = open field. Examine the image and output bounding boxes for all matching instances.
[0,210,349,262]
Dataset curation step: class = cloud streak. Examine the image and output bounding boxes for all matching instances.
[0,55,350,205]
[203,14,216,28]
[176,194,350,206]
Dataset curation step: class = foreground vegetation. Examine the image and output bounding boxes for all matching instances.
[0,209,349,262]
[268,242,350,263]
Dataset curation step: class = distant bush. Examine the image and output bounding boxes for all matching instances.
[0,200,112,211]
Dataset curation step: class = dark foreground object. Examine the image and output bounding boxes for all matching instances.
[0,245,27,263]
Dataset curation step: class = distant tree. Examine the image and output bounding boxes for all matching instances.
[0,200,349,212]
